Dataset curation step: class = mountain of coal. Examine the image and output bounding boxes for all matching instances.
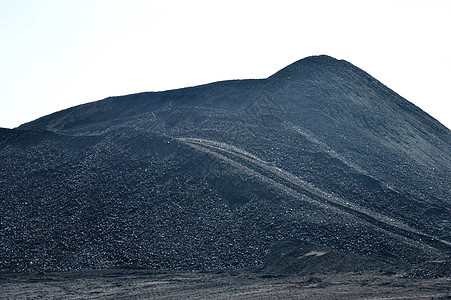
[1,55,450,276]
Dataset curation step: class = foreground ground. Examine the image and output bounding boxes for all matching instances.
[1,269,450,299]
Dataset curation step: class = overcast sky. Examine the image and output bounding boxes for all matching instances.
[1,0,450,129]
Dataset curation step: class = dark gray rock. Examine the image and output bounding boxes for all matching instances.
[1,55,450,276]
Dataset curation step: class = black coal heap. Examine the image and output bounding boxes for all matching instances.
[1,55,450,276]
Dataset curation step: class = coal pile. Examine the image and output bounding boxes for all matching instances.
[1,55,450,276]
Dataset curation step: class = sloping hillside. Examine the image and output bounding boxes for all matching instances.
[1,55,450,275]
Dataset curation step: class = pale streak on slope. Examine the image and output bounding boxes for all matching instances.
[286,122,451,211]
[177,137,451,252]
[285,122,371,177]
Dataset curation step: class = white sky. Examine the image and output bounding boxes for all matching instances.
[0,0,450,129]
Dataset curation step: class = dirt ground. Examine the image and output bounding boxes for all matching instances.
[1,269,450,299]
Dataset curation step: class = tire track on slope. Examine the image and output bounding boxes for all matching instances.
[287,122,451,213]
[177,137,451,255]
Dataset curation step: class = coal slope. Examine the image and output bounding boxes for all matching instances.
[1,55,450,276]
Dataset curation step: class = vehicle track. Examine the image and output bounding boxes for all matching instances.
[177,137,451,255]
